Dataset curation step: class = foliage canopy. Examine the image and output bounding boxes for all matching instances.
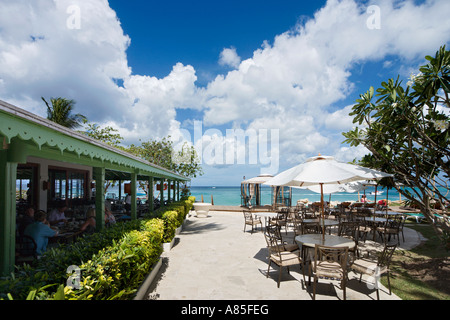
[343,45,449,242]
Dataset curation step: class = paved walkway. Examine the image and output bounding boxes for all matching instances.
[146,210,425,300]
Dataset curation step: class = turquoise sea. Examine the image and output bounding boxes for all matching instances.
[105,184,447,206]
[189,185,406,206]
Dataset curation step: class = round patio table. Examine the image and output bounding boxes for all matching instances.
[254,212,279,227]
[295,234,356,269]
[254,212,278,219]
[303,219,339,234]
[295,234,356,249]
[373,210,403,216]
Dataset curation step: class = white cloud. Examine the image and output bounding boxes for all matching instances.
[219,47,241,69]
[0,0,449,185]
[334,145,370,163]
[0,0,198,145]
[0,0,131,119]
[323,105,356,131]
[119,63,201,141]
[199,0,450,173]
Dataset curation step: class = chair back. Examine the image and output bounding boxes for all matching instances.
[266,223,283,241]
[16,235,37,258]
[378,244,397,269]
[338,221,358,239]
[243,210,253,222]
[386,214,403,230]
[275,211,288,224]
[313,244,349,277]
[264,228,284,259]
[355,208,371,227]
[356,207,371,217]
[301,221,320,234]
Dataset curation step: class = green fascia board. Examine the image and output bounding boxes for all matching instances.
[0,100,189,181]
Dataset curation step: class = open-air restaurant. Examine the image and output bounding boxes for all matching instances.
[1,100,189,277]
[2,101,448,301]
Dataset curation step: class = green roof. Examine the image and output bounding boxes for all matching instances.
[0,99,189,181]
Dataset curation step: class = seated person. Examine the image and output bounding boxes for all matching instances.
[18,206,35,236]
[48,203,68,226]
[125,193,132,213]
[105,208,116,227]
[24,210,58,255]
[360,195,369,203]
[79,208,96,235]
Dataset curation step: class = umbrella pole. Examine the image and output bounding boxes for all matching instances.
[320,183,325,239]
[387,188,389,207]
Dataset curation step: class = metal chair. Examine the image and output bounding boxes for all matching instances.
[310,244,349,300]
[269,210,289,234]
[377,215,404,244]
[266,223,299,252]
[264,228,305,288]
[301,221,320,234]
[15,235,37,265]
[243,210,262,234]
[350,244,397,299]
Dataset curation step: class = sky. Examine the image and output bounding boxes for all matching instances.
[0,0,449,186]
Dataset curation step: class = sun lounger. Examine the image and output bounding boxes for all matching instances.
[403,212,448,224]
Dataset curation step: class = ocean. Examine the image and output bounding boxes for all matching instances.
[189,185,405,206]
[102,184,447,206]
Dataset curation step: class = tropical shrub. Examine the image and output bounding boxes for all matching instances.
[0,198,194,300]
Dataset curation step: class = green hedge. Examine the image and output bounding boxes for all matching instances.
[0,197,195,300]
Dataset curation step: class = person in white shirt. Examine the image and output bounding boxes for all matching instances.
[48,204,68,226]
[125,193,131,213]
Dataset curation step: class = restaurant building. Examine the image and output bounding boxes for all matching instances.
[0,99,189,276]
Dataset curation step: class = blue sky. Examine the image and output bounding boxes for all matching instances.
[108,0,327,85]
[0,0,449,186]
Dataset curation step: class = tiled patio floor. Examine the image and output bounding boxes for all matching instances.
[146,210,424,300]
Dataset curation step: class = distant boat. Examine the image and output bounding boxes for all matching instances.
[212,187,216,189]
[370,191,383,195]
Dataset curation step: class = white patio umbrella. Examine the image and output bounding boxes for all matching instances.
[298,180,368,204]
[264,155,393,236]
[302,181,368,195]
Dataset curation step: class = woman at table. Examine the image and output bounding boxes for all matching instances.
[79,208,96,235]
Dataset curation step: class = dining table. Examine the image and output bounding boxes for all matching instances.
[253,212,279,219]
[303,218,340,234]
[49,220,85,244]
[50,228,81,244]
[295,234,356,271]
[373,210,404,216]
[295,234,356,250]
[54,230,81,243]
[364,216,394,240]
[253,212,279,227]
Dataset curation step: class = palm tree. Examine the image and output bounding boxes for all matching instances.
[42,97,87,129]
